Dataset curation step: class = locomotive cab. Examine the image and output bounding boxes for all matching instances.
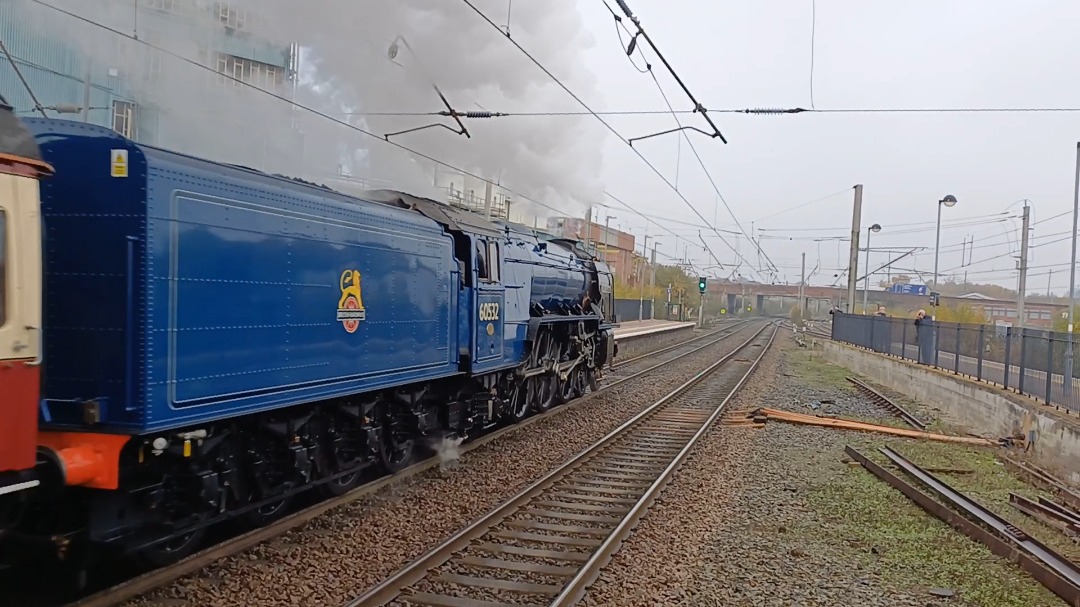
[0,103,49,504]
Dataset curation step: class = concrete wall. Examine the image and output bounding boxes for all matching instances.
[822,340,1080,486]
[615,325,695,361]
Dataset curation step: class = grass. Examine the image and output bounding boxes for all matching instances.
[779,346,1076,606]
[798,434,1069,607]
[787,347,854,390]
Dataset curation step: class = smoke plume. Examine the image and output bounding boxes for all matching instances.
[11,0,605,220]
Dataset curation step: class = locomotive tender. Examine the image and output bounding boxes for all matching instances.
[0,114,617,571]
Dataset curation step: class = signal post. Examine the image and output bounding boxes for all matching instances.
[698,277,707,328]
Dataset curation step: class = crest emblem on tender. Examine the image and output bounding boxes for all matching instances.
[337,269,366,333]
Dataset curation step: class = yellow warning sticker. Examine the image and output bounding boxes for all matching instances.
[111,149,128,178]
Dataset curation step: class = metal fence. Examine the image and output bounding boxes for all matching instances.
[614,299,653,323]
[831,312,1080,414]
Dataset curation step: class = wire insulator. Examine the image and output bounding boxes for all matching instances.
[463,111,496,118]
[742,107,807,115]
[615,0,633,18]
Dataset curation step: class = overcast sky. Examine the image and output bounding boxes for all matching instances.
[17,0,1080,294]
[533,0,1080,293]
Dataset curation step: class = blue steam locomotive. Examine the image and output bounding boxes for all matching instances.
[8,118,616,574]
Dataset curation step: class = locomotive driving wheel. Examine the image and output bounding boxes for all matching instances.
[558,364,587,403]
[138,524,208,568]
[506,377,531,422]
[377,405,415,474]
[529,331,558,413]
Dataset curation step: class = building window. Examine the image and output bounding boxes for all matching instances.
[214,2,248,29]
[214,54,284,90]
[112,101,137,138]
[143,0,189,13]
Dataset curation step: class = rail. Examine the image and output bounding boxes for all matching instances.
[60,321,770,607]
[612,318,752,369]
[846,445,1080,605]
[846,377,927,430]
[346,322,778,607]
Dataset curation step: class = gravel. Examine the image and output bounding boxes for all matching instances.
[122,323,769,607]
[582,336,1064,607]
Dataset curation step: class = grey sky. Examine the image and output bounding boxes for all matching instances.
[16,0,1080,294]
[558,0,1080,292]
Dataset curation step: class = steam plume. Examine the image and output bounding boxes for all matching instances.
[12,0,605,220]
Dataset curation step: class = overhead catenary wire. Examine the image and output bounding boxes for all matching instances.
[603,0,727,144]
[25,0,596,227]
[642,58,779,277]
[459,0,770,280]
[344,106,1080,118]
[601,0,777,278]
[26,0,726,279]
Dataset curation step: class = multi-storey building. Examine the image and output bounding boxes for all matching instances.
[0,0,303,174]
[546,217,636,282]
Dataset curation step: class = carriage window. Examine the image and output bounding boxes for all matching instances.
[487,242,500,282]
[476,240,489,281]
[0,210,7,326]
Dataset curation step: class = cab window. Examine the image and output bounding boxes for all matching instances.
[487,241,500,282]
[476,240,489,281]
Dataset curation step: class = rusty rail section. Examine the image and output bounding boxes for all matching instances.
[846,446,1080,606]
[846,377,927,430]
[1001,456,1080,512]
[64,323,769,607]
[1009,493,1080,537]
[346,323,778,607]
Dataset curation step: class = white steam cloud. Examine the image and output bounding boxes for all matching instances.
[12,0,605,220]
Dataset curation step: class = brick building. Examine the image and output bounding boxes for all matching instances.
[546,217,636,282]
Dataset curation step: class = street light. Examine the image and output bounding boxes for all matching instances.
[933,194,958,320]
[862,223,882,314]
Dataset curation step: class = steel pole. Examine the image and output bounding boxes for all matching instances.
[933,200,943,320]
[638,234,648,321]
[1017,202,1030,330]
[799,252,806,320]
[1066,143,1080,395]
[846,185,863,312]
[862,227,872,314]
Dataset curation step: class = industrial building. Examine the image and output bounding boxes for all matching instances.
[0,0,300,173]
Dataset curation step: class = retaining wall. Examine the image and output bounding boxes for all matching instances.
[822,340,1080,486]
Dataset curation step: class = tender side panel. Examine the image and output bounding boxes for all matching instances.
[34,127,146,429]
[143,164,457,429]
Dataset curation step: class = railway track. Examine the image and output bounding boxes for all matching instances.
[346,322,778,607]
[51,321,772,607]
[607,319,753,375]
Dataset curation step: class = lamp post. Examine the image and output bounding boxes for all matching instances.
[862,223,881,314]
[933,194,958,320]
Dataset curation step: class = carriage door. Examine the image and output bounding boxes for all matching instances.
[475,238,505,365]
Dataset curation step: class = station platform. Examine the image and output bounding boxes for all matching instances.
[613,319,697,339]
[613,319,698,361]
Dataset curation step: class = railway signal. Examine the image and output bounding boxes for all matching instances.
[698,277,707,293]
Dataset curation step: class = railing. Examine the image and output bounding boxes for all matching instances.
[830,312,1080,414]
